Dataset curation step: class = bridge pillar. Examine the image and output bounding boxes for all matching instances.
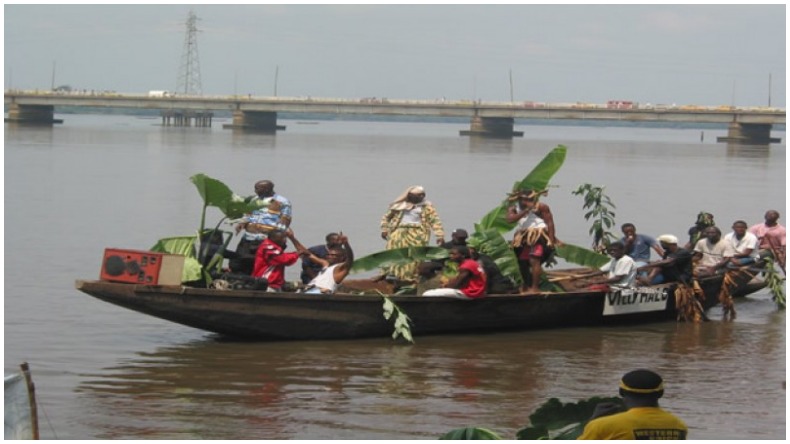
[716,122,781,145]
[160,110,214,127]
[4,104,63,125]
[222,110,286,132]
[460,116,523,138]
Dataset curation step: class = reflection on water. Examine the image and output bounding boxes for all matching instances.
[229,131,279,150]
[467,135,514,153]
[4,122,56,145]
[75,303,785,439]
[725,142,774,159]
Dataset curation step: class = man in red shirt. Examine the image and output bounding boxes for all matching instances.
[252,229,305,291]
[422,246,487,298]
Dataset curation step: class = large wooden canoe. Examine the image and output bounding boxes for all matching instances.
[75,273,765,341]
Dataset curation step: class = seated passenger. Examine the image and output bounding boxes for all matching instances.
[749,210,786,273]
[620,223,664,270]
[749,210,786,260]
[693,227,735,277]
[301,234,354,294]
[685,211,715,250]
[440,228,468,249]
[422,246,487,299]
[724,220,760,266]
[637,235,693,285]
[300,232,341,284]
[470,247,517,294]
[252,229,302,292]
[415,261,445,295]
[587,242,637,291]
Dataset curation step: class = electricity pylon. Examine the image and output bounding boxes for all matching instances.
[176,10,203,96]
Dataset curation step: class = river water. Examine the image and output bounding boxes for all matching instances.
[4,114,786,439]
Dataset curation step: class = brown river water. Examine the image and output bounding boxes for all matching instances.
[4,115,786,439]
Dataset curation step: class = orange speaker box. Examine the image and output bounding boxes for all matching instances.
[100,248,185,285]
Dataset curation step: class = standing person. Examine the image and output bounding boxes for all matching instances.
[684,211,715,250]
[692,226,735,277]
[300,232,341,284]
[231,180,293,275]
[252,229,302,292]
[724,220,760,266]
[302,233,354,294]
[578,369,688,440]
[380,185,445,281]
[586,242,637,291]
[422,246,487,299]
[749,209,786,270]
[620,223,664,268]
[505,189,560,294]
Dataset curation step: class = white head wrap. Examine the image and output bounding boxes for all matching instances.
[389,185,427,211]
[656,234,678,245]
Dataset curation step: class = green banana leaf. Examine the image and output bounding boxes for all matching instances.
[189,173,268,232]
[350,246,449,274]
[516,396,625,440]
[555,243,610,268]
[150,236,203,282]
[467,228,521,284]
[476,145,567,234]
[439,427,504,440]
[347,146,605,285]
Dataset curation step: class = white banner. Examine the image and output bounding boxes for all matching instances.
[603,287,669,316]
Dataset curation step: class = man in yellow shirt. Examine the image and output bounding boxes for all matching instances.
[578,369,688,440]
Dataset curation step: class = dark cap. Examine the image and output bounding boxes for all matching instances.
[618,369,664,398]
[452,229,468,238]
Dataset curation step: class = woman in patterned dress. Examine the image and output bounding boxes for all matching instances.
[380,185,445,281]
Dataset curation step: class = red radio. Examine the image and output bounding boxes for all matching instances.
[100,248,185,285]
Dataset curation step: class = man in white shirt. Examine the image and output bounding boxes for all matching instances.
[723,220,760,265]
[301,233,354,294]
[587,241,637,290]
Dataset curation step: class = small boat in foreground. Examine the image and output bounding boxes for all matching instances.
[75,271,766,341]
[4,362,39,440]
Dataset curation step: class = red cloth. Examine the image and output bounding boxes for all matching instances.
[518,243,545,260]
[459,259,487,298]
[252,239,300,289]
[587,283,611,292]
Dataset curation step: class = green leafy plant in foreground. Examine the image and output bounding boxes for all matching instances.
[516,396,624,439]
[439,396,625,440]
[150,236,203,283]
[439,427,503,440]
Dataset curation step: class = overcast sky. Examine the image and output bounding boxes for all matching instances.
[4,4,786,107]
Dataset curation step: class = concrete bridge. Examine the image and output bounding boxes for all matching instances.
[4,90,785,144]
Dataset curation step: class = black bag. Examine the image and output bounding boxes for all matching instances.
[212,273,268,291]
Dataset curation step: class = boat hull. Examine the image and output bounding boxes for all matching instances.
[74,277,760,341]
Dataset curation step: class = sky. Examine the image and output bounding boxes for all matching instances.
[4,4,786,108]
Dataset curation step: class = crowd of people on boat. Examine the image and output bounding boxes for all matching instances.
[223,179,785,298]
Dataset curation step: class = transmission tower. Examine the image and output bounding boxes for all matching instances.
[176,10,203,96]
